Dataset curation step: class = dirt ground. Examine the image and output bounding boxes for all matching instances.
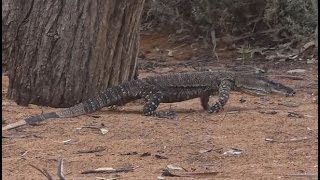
[2,32,318,180]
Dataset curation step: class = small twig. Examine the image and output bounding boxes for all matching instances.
[79,125,101,130]
[29,164,53,180]
[222,110,240,121]
[179,112,195,121]
[288,111,305,118]
[76,126,102,133]
[226,110,240,114]
[57,157,65,180]
[2,134,31,138]
[21,151,28,157]
[77,146,106,154]
[155,153,168,159]
[265,136,317,143]
[210,29,220,62]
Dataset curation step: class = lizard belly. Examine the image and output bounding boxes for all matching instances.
[161,88,207,103]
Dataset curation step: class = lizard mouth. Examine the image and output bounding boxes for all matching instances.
[240,88,270,96]
[236,77,295,97]
[270,88,296,96]
[240,86,295,97]
[263,79,296,96]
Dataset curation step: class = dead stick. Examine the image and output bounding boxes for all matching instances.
[57,157,65,180]
[29,164,53,180]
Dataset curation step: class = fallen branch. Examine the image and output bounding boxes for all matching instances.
[162,169,220,177]
[81,165,133,174]
[2,120,27,131]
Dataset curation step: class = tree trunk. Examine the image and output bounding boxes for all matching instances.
[2,0,17,72]
[3,0,144,107]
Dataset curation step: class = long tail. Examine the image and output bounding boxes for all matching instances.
[2,80,143,130]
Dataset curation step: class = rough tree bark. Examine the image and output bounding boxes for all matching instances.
[3,0,144,107]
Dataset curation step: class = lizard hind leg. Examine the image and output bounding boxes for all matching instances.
[200,90,214,110]
[200,95,210,110]
[142,91,176,119]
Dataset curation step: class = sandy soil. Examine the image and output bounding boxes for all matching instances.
[2,32,318,180]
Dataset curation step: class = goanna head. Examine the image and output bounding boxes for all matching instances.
[233,75,295,96]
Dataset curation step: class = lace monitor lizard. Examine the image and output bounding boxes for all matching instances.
[2,70,295,130]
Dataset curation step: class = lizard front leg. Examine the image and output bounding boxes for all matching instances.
[200,95,210,110]
[140,88,176,119]
[208,80,232,113]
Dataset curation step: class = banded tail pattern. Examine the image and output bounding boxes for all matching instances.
[2,80,143,130]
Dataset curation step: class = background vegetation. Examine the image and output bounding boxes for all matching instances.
[141,0,318,45]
